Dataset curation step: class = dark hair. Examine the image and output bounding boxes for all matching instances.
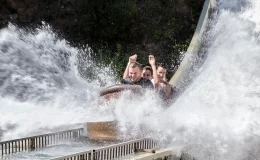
[156,63,167,81]
[140,64,146,69]
[143,66,153,75]
[156,63,166,69]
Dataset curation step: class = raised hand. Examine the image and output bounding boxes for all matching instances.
[148,55,156,66]
[129,54,137,64]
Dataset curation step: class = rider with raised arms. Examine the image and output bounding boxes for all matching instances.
[121,55,157,89]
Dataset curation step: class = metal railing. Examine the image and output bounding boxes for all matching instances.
[0,128,83,156]
[51,138,157,160]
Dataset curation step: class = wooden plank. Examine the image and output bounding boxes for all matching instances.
[87,121,118,141]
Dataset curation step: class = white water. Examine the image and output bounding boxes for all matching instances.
[114,0,260,159]
[1,0,260,159]
[0,24,116,141]
[3,141,100,160]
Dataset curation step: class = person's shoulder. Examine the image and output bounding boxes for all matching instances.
[121,77,132,84]
[140,77,153,88]
[140,77,152,83]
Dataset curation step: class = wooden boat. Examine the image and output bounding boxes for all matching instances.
[87,84,142,141]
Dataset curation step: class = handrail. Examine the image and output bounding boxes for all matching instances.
[169,0,217,90]
[0,128,83,156]
[51,138,157,160]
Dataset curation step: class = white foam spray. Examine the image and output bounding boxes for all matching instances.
[0,24,116,140]
[114,0,260,159]
[1,0,260,159]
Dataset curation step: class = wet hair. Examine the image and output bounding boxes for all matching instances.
[140,64,146,69]
[129,62,142,70]
[156,63,166,69]
[156,63,167,81]
[143,66,153,76]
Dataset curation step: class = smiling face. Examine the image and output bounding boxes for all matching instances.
[142,69,152,80]
[157,66,167,82]
[128,63,142,82]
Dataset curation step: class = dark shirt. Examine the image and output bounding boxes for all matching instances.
[120,77,154,89]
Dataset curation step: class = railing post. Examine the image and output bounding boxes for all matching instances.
[73,131,77,139]
[80,154,84,160]
[87,152,92,160]
[134,142,137,153]
[8,142,10,154]
[92,150,96,160]
[1,143,3,156]
[30,138,35,150]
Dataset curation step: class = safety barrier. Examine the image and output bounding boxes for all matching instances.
[0,128,83,156]
[169,0,217,89]
[51,138,157,160]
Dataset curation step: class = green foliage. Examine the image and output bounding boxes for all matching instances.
[84,0,202,80]
[80,0,203,80]
[185,0,205,20]
[34,0,203,80]
[77,0,137,43]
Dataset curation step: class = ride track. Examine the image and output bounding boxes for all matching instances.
[169,0,217,92]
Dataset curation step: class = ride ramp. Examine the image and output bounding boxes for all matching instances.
[169,0,217,91]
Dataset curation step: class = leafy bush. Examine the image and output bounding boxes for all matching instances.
[32,0,204,80]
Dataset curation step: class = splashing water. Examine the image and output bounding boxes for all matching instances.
[0,24,116,140]
[1,0,260,159]
[114,0,260,159]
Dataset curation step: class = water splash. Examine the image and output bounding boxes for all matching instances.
[0,23,116,140]
[114,0,260,159]
[1,0,260,159]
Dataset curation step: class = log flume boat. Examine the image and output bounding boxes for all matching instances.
[87,84,142,141]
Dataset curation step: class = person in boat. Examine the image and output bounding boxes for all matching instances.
[123,54,159,87]
[123,55,158,80]
[120,62,154,88]
[142,66,153,80]
[151,63,176,101]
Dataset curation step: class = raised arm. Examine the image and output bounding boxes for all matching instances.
[123,54,137,79]
[148,55,159,88]
[163,81,173,98]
